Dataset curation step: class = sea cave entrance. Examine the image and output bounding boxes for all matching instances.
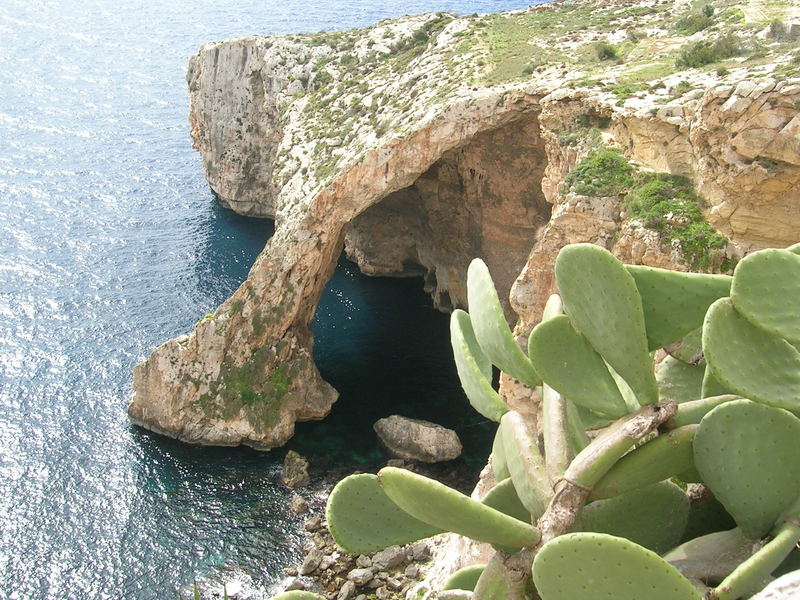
[287,112,553,476]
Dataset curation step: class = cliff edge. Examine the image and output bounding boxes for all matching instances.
[129,0,800,449]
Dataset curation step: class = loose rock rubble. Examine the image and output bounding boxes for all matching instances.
[282,514,435,600]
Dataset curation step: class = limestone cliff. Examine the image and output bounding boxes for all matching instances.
[130,0,800,449]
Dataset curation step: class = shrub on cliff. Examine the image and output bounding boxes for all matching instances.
[567,150,728,271]
[676,33,742,68]
[564,148,633,196]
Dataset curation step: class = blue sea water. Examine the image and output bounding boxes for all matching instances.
[0,1,534,597]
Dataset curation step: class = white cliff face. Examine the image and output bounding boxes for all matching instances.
[130,0,800,449]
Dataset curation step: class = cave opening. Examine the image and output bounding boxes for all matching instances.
[288,113,552,476]
[344,113,552,312]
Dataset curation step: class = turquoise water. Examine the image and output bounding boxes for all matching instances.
[0,1,534,597]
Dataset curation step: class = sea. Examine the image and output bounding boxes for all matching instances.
[0,1,535,598]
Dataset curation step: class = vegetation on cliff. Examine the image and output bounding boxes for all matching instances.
[566,148,728,270]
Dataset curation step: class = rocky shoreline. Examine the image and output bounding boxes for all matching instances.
[270,455,488,600]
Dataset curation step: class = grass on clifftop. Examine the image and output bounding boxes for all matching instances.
[567,148,728,271]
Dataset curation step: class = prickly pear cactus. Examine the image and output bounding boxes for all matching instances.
[655,355,704,403]
[442,564,486,591]
[481,477,531,523]
[377,467,540,548]
[591,425,697,500]
[579,481,690,553]
[467,258,540,386]
[693,399,800,539]
[626,265,731,350]
[730,248,800,343]
[703,298,800,410]
[326,473,442,553]
[555,243,658,405]
[450,309,508,421]
[528,314,627,418]
[532,532,702,600]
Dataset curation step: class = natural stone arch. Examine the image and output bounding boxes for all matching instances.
[130,91,552,450]
[343,113,552,314]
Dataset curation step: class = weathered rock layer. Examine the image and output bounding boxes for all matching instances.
[130,0,800,449]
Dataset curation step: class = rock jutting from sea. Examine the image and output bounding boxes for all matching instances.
[129,0,800,451]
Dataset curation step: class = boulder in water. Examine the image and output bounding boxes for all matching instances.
[374,416,462,463]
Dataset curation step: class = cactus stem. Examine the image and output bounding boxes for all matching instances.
[564,401,678,490]
[542,384,570,484]
[710,520,800,600]
[535,402,677,545]
[473,549,534,600]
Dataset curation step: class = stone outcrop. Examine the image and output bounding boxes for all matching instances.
[374,416,462,463]
[130,0,800,449]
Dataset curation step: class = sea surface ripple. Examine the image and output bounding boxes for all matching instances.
[0,0,532,597]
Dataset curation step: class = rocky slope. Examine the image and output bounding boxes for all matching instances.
[130,0,800,450]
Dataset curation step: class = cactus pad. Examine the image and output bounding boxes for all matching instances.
[442,564,486,591]
[450,309,508,421]
[481,477,532,523]
[326,474,443,554]
[467,259,540,386]
[666,327,704,365]
[532,532,702,600]
[555,244,657,405]
[529,315,627,418]
[500,411,552,517]
[591,425,697,500]
[693,400,800,539]
[703,298,800,410]
[270,592,326,600]
[656,355,704,403]
[490,427,510,481]
[579,482,690,553]
[701,363,731,398]
[731,248,800,344]
[627,265,731,350]
[378,467,540,548]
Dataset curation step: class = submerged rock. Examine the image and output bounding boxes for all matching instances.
[374,416,462,463]
[282,450,310,488]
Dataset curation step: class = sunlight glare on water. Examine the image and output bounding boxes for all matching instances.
[0,0,534,597]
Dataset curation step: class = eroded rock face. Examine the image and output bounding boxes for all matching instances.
[346,116,551,312]
[131,0,800,449]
